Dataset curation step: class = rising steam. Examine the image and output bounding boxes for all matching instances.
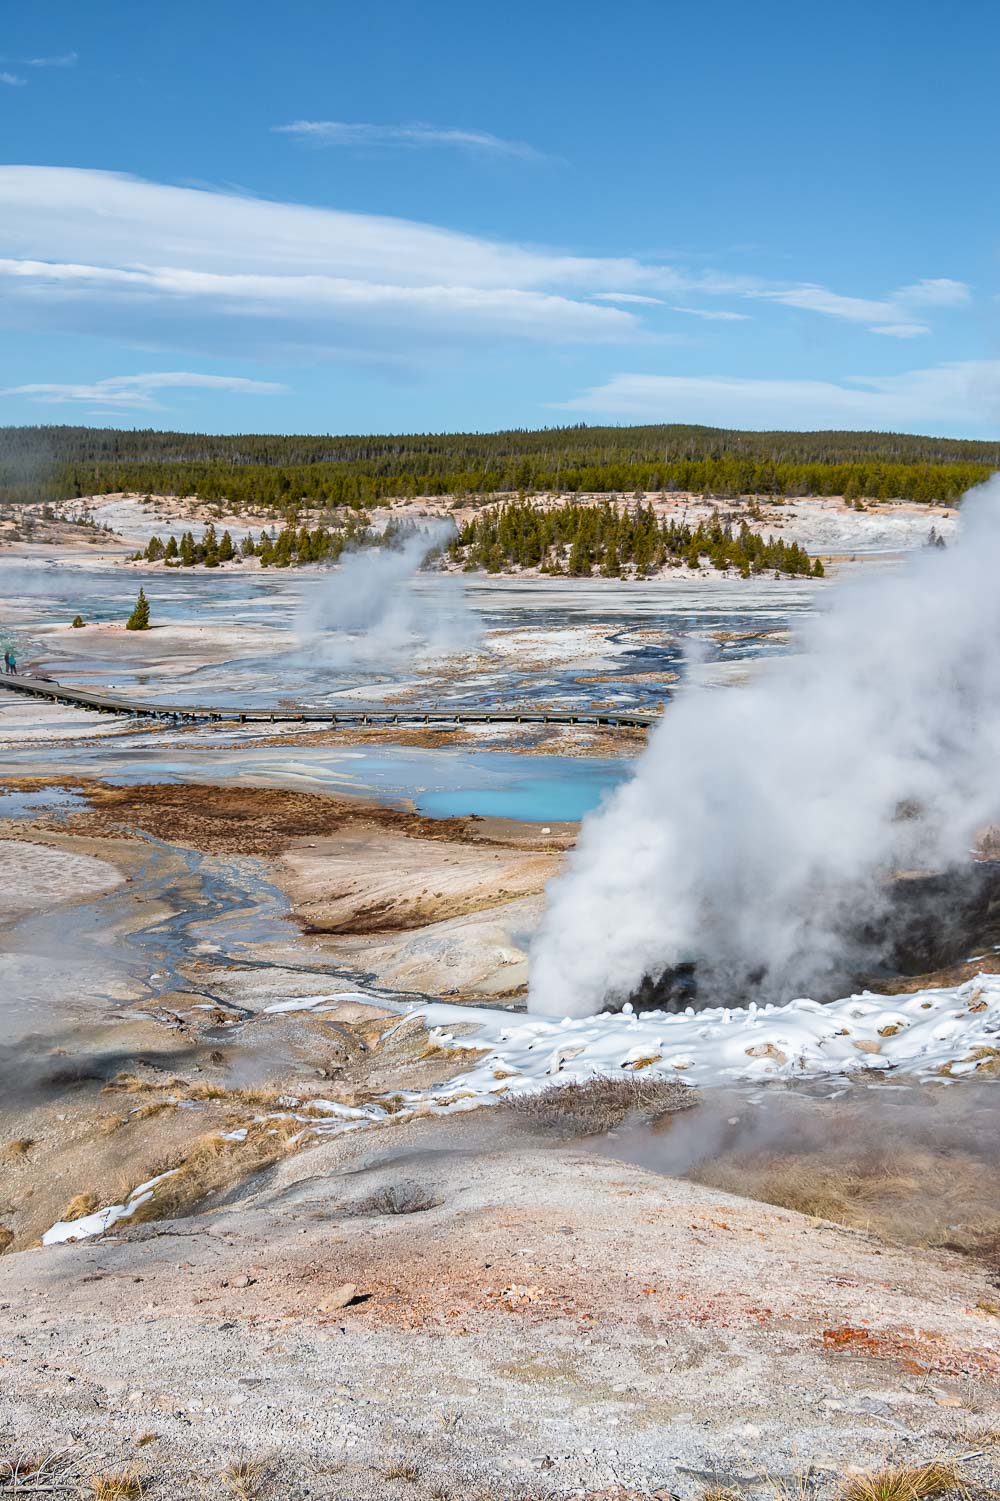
[530,476,1000,1018]
[296,519,480,669]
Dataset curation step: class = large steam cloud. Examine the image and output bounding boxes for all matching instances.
[296,520,480,669]
[529,476,1000,1018]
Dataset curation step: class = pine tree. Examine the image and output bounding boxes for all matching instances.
[126,587,151,631]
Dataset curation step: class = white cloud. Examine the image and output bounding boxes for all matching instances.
[591,291,665,305]
[0,72,26,86]
[750,285,897,323]
[27,52,78,67]
[671,306,750,322]
[275,120,546,161]
[0,167,979,375]
[895,277,971,307]
[0,167,677,353]
[0,257,635,344]
[0,371,287,412]
[558,361,1000,435]
[748,275,972,336]
[870,323,931,339]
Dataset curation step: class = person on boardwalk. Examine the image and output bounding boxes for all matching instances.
[5,651,16,675]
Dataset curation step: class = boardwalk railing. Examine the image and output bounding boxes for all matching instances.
[0,674,660,729]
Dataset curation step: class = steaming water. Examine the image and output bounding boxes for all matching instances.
[0,558,825,820]
[0,564,818,711]
[529,476,1000,1018]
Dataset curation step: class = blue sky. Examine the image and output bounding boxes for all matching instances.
[1,0,999,437]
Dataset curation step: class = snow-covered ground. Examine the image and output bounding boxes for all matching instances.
[390,972,1000,1098]
[44,972,999,1244]
[760,497,959,554]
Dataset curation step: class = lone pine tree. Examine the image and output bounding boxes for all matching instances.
[126,587,151,631]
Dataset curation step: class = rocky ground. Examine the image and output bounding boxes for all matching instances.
[2,1112,999,1499]
[0,780,997,1499]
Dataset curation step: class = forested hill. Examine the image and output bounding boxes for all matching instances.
[2,422,996,510]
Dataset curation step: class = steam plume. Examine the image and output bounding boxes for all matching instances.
[530,476,1000,1017]
[296,520,479,669]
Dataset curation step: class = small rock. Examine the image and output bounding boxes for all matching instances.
[320,1283,358,1311]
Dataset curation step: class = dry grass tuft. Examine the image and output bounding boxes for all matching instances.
[90,1470,143,1500]
[222,1457,267,1498]
[61,1191,100,1222]
[0,1227,14,1254]
[104,1072,318,1115]
[838,1461,960,1501]
[0,1452,45,1481]
[383,1460,421,1482]
[349,1180,440,1216]
[103,1072,184,1096]
[498,1073,697,1137]
[3,1136,35,1159]
[127,1119,303,1226]
[130,1099,177,1122]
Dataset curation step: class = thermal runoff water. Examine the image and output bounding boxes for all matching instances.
[529,477,1000,1018]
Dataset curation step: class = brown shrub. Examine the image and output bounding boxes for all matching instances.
[349,1181,441,1216]
[498,1074,697,1137]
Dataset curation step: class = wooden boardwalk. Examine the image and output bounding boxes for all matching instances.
[0,674,660,729]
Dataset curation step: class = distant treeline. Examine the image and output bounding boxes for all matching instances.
[451,500,822,578]
[2,422,995,509]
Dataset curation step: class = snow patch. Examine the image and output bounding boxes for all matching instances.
[42,1170,179,1246]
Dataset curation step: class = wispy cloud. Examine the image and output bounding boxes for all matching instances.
[0,371,287,412]
[28,51,78,67]
[591,291,665,305]
[749,285,898,323]
[671,306,750,322]
[559,361,1000,435]
[895,277,970,307]
[0,167,655,355]
[748,276,970,335]
[870,323,931,339]
[0,168,981,384]
[0,72,26,87]
[275,119,547,161]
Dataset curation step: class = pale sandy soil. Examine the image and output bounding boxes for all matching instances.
[1,1114,997,1498]
[281,826,559,935]
[0,837,122,919]
[34,616,292,680]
